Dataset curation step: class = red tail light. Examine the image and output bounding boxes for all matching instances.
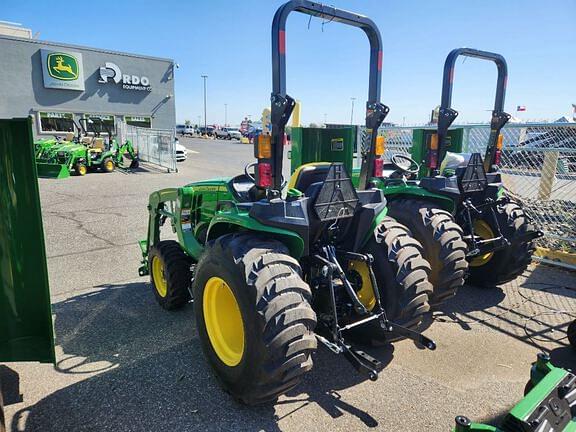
[373,158,384,177]
[257,162,272,188]
[494,149,502,165]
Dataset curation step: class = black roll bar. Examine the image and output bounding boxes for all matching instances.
[269,0,388,191]
[437,48,511,172]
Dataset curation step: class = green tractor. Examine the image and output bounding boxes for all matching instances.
[139,0,436,404]
[453,353,576,431]
[1,118,55,431]
[36,117,139,178]
[292,48,542,303]
[388,48,543,286]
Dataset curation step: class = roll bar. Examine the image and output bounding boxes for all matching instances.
[268,0,388,191]
[437,48,511,172]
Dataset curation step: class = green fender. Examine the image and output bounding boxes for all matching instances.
[374,178,456,213]
[207,210,306,259]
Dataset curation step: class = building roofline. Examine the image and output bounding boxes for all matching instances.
[0,34,174,63]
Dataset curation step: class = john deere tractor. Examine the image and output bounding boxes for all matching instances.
[393,48,543,286]
[36,117,139,178]
[453,353,576,431]
[139,0,436,404]
[293,49,541,298]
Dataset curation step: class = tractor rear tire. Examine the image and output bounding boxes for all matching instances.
[193,233,317,405]
[388,199,468,307]
[467,202,536,286]
[348,217,432,345]
[568,319,576,349]
[149,240,192,310]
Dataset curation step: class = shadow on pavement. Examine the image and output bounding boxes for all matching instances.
[13,281,395,431]
[435,264,576,354]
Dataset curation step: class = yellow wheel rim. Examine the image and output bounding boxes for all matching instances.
[105,160,114,171]
[470,220,496,267]
[151,256,168,297]
[348,260,376,311]
[203,277,245,367]
[78,165,87,176]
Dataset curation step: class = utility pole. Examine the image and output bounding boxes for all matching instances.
[350,97,356,125]
[224,103,228,126]
[201,74,208,133]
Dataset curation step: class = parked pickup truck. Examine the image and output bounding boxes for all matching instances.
[214,127,242,140]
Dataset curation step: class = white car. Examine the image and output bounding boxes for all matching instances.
[226,128,243,140]
[175,140,188,162]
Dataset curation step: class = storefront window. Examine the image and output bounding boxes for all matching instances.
[84,114,115,135]
[38,112,75,133]
[125,116,152,128]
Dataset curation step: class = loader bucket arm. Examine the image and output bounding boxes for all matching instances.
[270,0,389,191]
[438,48,511,172]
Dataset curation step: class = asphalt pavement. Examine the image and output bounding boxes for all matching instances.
[3,137,576,432]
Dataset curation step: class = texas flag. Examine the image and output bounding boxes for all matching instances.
[517,105,526,112]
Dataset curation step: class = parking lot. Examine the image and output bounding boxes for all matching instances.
[4,137,576,431]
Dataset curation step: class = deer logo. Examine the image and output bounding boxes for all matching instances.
[47,53,79,80]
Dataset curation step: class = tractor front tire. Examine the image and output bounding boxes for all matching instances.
[75,163,87,176]
[149,240,192,310]
[193,233,317,405]
[467,202,536,286]
[102,157,115,173]
[349,217,432,345]
[388,199,468,307]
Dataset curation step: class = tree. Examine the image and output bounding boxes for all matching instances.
[184,119,191,126]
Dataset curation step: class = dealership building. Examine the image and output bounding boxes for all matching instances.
[0,27,176,138]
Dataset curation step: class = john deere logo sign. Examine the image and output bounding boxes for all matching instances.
[41,49,85,90]
[47,53,78,80]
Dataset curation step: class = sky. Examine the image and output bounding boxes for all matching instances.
[3,0,576,126]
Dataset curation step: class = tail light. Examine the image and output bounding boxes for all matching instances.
[494,133,503,165]
[257,134,272,158]
[427,133,439,169]
[375,136,385,156]
[373,158,384,177]
[257,162,272,188]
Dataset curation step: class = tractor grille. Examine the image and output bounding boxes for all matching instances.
[313,163,359,222]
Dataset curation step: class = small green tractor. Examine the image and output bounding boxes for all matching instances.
[453,353,576,431]
[396,48,542,287]
[291,48,542,306]
[139,0,436,404]
[36,117,139,178]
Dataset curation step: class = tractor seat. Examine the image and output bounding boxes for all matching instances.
[80,136,94,145]
[287,163,332,195]
[65,132,74,142]
[92,138,105,150]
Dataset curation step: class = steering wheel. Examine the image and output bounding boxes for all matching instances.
[391,154,420,175]
[244,162,287,189]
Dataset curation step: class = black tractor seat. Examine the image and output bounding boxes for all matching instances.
[288,163,332,195]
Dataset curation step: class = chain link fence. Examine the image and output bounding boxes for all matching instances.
[376,123,576,256]
[117,121,177,172]
[462,123,576,254]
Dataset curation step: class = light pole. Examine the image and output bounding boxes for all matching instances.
[224,103,228,127]
[201,74,208,133]
[350,97,356,125]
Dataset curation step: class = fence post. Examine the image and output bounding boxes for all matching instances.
[538,150,559,201]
